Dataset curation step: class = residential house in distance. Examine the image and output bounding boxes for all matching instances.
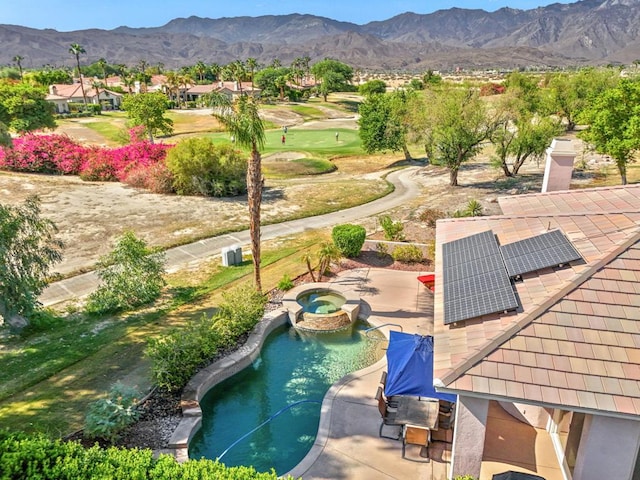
[46,83,123,111]
[185,81,260,103]
[432,139,640,480]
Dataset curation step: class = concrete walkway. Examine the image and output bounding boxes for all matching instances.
[286,269,451,480]
[40,166,423,306]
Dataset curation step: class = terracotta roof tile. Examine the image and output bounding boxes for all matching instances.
[433,185,640,418]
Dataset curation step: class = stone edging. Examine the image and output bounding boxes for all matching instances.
[167,308,289,458]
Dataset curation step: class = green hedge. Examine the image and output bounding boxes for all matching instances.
[331,224,366,258]
[0,431,286,479]
[146,284,266,392]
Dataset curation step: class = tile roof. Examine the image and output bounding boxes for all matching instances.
[433,185,640,419]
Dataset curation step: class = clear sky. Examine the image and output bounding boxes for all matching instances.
[2,0,574,31]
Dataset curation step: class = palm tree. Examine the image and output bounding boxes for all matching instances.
[164,71,181,105]
[210,63,222,82]
[271,58,282,68]
[193,61,207,83]
[227,60,246,93]
[69,43,87,106]
[91,79,104,109]
[12,55,24,81]
[246,57,258,92]
[97,58,108,86]
[210,95,266,291]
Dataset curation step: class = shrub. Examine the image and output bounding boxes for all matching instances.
[0,134,86,174]
[332,224,366,258]
[452,199,484,218]
[378,214,405,241]
[79,147,118,181]
[392,244,424,263]
[419,208,445,228]
[277,274,294,291]
[0,432,284,479]
[376,242,389,258]
[85,231,166,315]
[84,383,141,442]
[146,283,267,392]
[123,162,174,194]
[165,138,247,197]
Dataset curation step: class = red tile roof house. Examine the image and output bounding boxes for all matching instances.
[46,83,123,110]
[431,139,640,480]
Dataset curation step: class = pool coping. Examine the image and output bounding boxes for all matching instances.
[168,296,390,474]
[282,281,361,325]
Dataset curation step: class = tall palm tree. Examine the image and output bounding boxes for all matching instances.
[164,71,181,105]
[211,94,266,291]
[193,60,207,83]
[12,55,24,81]
[246,57,258,92]
[210,63,222,82]
[69,43,87,106]
[97,57,108,86]
[91,79,104,109]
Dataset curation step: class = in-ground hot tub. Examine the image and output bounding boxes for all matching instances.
[282,282,360,332]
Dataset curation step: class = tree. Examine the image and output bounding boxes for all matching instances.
[0,196,63,328]
[491,86,562,176]
[121,92,173,143]
[542,68,618,131]
[358,80,387,96]
[0,121,11,147]
[193,60,207,83]
[0,81,56,133]
[579,79,640,185]
[211,94,266,292]
[97,57,109,86]
[246,57,258,92]
[358,89,415,160]
[69,43,87,106]
[419,87,498,186]
[311,59,354,101]
[85,231,166,315]
[12,55,24,81]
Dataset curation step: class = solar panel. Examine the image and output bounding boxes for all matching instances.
[442,230,519,324]
[500,229,582,278]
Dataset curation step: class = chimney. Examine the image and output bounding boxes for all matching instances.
[541,138,576,193]
[49,85,57,95]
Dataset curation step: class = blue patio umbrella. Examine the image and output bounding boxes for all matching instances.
[384,331,457,402]
[492,471,546,480]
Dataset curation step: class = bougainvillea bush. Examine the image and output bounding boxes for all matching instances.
[0,134,86,174]
[0,128,173,190]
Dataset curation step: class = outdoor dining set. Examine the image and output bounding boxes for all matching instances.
[376,371,456,461]
[378,331,458,461]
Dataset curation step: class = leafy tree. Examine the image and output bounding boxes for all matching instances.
[579,78,640,185]
[121,92,173,142]
[0,81,56,133]
[358,79,387,96]
[12,55,24,81]
[358,89,415,160]
[418,87,498,186]
[0,121,11,147]
[211,94,266,292]
[165,138,247,196]
[255,66,293,99]
[69,43,87,106]
[492,88,562,176]
[85,231,166,315]
[28,67,73,86]
[423,70,442,86]
[311,58,354,101]
[0,196,63,329]
[542,68,618,131]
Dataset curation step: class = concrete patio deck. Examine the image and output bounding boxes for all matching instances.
[286,268,452,480]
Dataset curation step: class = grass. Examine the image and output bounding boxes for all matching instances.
[0,234,323,435]
[263,158,336,178]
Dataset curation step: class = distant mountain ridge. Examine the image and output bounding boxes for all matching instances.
[2,0,639,71]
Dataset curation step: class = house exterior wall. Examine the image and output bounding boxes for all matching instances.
[499,402,551,429]
[450,396,489,480]
[573,414,640,480]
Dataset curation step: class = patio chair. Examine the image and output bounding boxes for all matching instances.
[377,387,401,439]
[402,424,431,461]
[378,373,399,408]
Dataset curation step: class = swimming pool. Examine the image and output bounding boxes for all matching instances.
[188,320,385,475]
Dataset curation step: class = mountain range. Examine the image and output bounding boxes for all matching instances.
[2,0,639,71]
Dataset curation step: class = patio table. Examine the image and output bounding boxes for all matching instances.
[394,396,439,430]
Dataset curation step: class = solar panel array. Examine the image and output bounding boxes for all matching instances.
[442,231,518,325]
[500,229,583,278]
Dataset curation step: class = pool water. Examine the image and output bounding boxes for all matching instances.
[189,320,385,475]
[297,290,346,314]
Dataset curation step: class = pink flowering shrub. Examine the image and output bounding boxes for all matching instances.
[123,162,174,194]
[0,128,174,193]
[0,134,87,174]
